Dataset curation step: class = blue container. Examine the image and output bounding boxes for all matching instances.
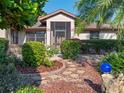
[100,62,112,73]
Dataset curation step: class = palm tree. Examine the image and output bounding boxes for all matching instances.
[76,0,124,51]
[76,0,124,25]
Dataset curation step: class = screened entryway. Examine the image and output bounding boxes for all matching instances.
[50,22,71,46]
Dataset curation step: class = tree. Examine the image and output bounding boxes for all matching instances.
[75,17,85,35]
[0,0,47,31]
[76,0,124,51]
[76,0,124,25]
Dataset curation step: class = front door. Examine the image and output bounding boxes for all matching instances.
[55,30,66,46]
[51,22,71,47]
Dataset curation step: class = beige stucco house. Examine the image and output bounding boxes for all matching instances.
[0,9,117,46]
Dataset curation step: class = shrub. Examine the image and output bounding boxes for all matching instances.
[60,40,81,59]
[47,46,59,57]
[22,41,46,67]
[0,38,8,63]
[15,86,44,93]
[80,40,124,54]
[0,63,29,93]
[98,52,124,75]
[5,55,27,67]
[43,58,54,67]
[0,38,8,54]
[22,41,53,67]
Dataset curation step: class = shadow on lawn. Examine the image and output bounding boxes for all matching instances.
[84,79,103,93]
[32,72,42,87]
[21,70,42,87]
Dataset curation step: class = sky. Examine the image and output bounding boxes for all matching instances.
[43,0,78,15]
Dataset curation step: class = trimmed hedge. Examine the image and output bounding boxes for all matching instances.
[79,39,124,54]
[60,40,81,59]
[22,41,46,67]
[22,41,53,67]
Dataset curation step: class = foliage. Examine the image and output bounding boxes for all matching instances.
[0,38,9,63]
[0,0,47,30]
[43,57,54,67]
[75,17,85,35]
[80,39,120,54]
[0,63,30,93]
[5,55,27,67]
[15,85,44,93]
[98,52,124,75]
[22,41,53,67]
[47,46,59,57]
[0,38,8,54]
[60,40,81,59]
[22,41,46,67]
[76,0,124,24]
[76,0,124,50]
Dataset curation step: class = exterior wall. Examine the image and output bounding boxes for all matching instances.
[0,29,6,38]
[74,33,90,40]
[99,32,117,39]
[74,32,117,40]
[18,31,26,45]
[46,13,75,45]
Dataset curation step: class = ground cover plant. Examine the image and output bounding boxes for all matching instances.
[15,85,44,93]
[97,52,124,76]
[0,63,31,93]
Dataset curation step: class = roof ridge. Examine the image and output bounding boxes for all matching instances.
[38,9,76,21]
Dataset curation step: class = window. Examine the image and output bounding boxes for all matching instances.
[36,32,45,42]
[26,32,45,42]
[26,32,35,41]
[90,31,99,39]
[11,31,18,44]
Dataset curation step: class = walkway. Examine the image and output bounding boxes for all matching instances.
[40,60,102,93]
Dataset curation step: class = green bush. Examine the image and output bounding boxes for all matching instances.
[0,38,8,54]
[6,55,27,67]
[15,86,44,93]
[80,40,124,54]
[47,46,59,57]
[43,58,54,67]
[0,38,8,63]
[98,52,124,75]
[60,40,81,59]
[0,63,29,93]
[22,41,53,67]
[22,41,46,67]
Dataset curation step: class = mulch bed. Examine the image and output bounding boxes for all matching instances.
[16,61,63,74]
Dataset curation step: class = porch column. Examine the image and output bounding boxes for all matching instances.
[46,28,50,46]
[71,20,75,38]
[46,20,51,46]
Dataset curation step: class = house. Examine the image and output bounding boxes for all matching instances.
[0,9,117,46]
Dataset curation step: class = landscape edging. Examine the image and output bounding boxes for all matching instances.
[20,58,66,81]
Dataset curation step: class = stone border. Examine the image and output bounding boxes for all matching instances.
[20,58,66,80]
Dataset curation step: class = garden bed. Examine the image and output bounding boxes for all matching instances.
[16,61,63,74]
